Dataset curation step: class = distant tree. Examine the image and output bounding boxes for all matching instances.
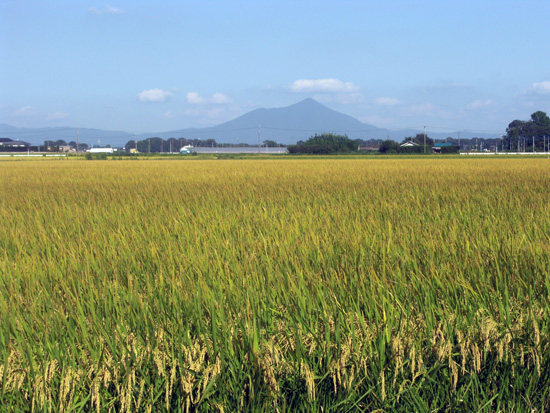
[355,138,382,149]
[263,140,279,147]
[166,137,180,152]
[125,140,137,150]
[506,120,525,138]
[146,137,162,153]
[530,111,550,128]
[402,134,434,147]
[504,111,549,151]
[378,140,400,153]
[136,140,148,153]
[287,133,357,154]
[203,139,217,147]
[440,145,460,154]
[530,111,550,138]
[177,138,190,149]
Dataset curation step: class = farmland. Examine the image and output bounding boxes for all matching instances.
[1,157,549,411]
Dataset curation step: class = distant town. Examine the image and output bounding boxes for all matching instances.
[1,133,548,156]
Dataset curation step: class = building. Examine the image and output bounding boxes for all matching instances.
[87,147,115,154]
[433,142,457,153]
[0,138,31,152]
[180,145,194,154]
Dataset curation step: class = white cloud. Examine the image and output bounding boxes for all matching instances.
[88,5,126,15]
[13,106,36,117]
[137,89,173,103]
[530,81,550,95]
[466,99,493,110]
[290,78,359,93]
[375,97,401,106]
[186,92,205,104]
[106,5,125,14]
[210,93,232,104]
[162,111,174,119]
[186,92,232,105]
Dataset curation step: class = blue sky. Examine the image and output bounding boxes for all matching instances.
[1,0,549,135]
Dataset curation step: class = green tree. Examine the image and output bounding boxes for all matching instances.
[287,133,357,154]
[263,140,279,147]
[402,134,433,147]
[530,111,550,138]
[378,140,400,153]
[125,140,137,150]
[505,112,550,151]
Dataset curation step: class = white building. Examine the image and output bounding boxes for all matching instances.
[180,145,194,154]
[86,148,115,154]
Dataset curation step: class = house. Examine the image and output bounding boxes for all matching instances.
[400,141,419,147]
[0,138,31,152]
[433,142,456,153]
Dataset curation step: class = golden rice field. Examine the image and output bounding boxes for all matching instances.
[1,157,549,411]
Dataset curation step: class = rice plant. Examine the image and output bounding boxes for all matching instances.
[0,157,549,411]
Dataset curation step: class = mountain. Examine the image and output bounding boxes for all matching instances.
[0,124,133,147]
[156,98,387,144]
[0,99,501,146]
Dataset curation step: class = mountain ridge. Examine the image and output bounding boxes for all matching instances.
[0,99,501,146]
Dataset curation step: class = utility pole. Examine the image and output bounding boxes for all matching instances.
[148,138,150,153]
[458,131,460,151]
[424,126,427,153]
[76,128,79,153]
[533,136,535,153]
[258,125,261,155]
[134,134,137,153]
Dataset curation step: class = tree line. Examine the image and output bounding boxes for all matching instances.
[287,133,359,154]
[503,111,550,151]
[124,137,285,153]
[41,140,89,151]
